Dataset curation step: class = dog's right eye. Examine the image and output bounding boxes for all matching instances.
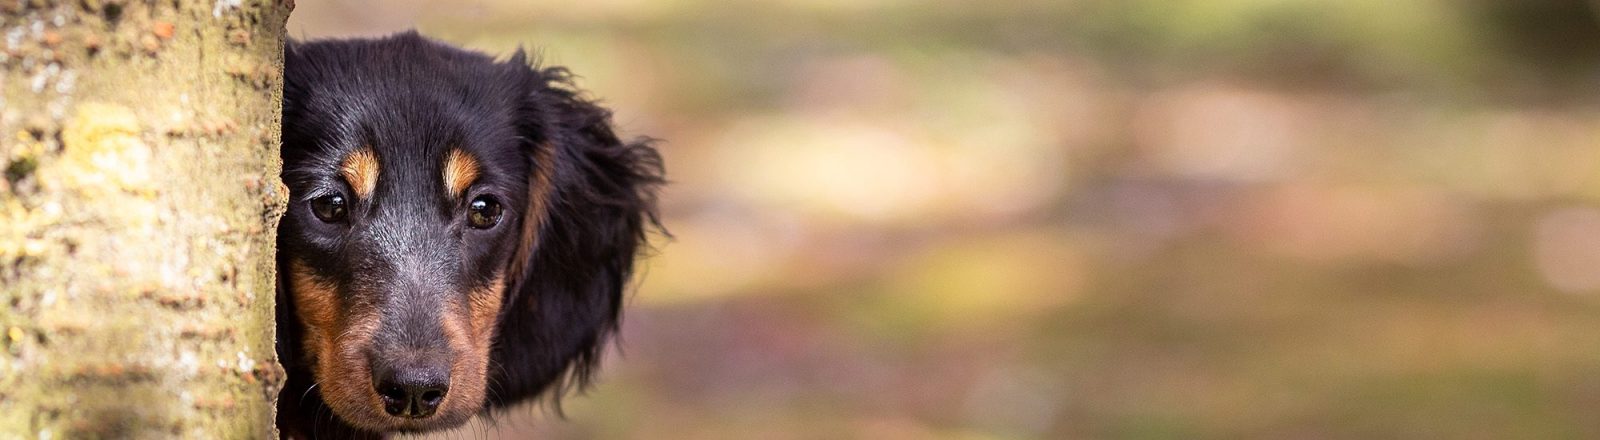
[467,195,503,230]
[310,194,348,223]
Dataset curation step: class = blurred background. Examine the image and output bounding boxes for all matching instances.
[290,1,1600,438]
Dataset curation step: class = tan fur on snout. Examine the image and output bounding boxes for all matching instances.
[289,259,386,430]
[439,274,507,421]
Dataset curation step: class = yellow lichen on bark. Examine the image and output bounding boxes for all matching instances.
[54,103,156,197]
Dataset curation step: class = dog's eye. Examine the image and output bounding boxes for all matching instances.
[310,194,347,223]
[467,196,503,229]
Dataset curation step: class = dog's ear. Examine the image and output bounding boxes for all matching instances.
[488,51,664,408]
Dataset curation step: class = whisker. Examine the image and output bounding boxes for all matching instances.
[299,381,322,407]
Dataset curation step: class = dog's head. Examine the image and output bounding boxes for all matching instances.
[278,32,661,433]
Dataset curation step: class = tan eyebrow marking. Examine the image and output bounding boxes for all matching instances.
[340,147,380,198]
[442,149,481,198]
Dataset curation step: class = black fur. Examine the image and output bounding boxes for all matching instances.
[275,31,662,438]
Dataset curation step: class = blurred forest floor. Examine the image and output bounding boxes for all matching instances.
[291,0,1600,438]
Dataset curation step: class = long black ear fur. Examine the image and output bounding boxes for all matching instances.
[487,51,664,410]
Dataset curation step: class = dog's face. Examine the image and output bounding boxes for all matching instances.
[280,48,530,432]
[279,33,660,435]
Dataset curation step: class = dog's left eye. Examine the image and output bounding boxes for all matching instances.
[310,194,348,223]
[467,195,503,229]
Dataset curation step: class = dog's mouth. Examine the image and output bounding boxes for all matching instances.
[289,271,496,433]
[286,256,507,433]
[309,344,488,433]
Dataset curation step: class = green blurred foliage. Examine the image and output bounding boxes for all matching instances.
[290,0,1600,438]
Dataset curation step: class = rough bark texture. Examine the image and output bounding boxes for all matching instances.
[0,0,291,437]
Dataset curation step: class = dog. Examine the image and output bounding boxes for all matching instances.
[275,32,663,438]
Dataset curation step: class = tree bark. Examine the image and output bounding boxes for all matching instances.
[0,0,291,437]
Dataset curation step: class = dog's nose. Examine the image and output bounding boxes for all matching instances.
[374,364,450,418]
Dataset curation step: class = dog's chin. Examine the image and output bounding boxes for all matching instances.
[321,389,481,434]
[346,410,476,434]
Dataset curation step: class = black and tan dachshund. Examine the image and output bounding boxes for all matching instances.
[275,32,663,438]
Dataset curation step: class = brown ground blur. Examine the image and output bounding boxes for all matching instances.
[290,1,1600,438]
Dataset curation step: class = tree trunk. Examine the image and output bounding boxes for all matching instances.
[0,0,291,437]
